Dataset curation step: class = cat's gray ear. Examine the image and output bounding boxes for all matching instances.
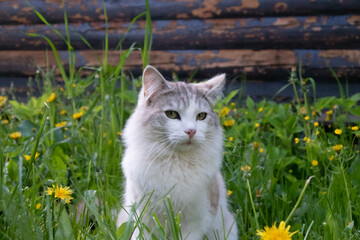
[142,65,169,99]
[199,74,226,105]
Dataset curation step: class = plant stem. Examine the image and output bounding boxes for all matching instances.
[246,178,259,230]
[285,176,314,225]
[340,164,353,223]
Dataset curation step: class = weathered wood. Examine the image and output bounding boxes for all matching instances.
[1,15,360,51]
[2,0,360,25]
[1,49,360,81]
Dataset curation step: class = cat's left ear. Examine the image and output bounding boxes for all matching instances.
[198,74,226,105]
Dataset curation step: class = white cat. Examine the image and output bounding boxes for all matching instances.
[117,66,237,240]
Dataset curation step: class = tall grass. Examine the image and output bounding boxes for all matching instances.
[0,1,360,239]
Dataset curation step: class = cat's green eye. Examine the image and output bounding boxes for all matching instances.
[165,110,180,120]
[196,112,207,121]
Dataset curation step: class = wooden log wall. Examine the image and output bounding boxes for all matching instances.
[1,0,360,98]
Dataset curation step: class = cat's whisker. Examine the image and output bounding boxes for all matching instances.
[145,138,170,162]
[144,141,177,177]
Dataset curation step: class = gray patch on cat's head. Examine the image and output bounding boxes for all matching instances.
[141,65,225,108]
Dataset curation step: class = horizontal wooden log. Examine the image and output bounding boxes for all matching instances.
[2,0,360,25]
[2,77,360,102]
[1,15,360,51]
[1,49,360,81]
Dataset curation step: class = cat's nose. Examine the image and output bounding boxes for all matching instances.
[184,129,196,139]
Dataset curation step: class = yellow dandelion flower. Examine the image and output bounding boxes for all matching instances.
[73,112,83,120]
[322,191,327,195]
[103,133,107,138]
[299,107,307,115]
[46,185,73,204]
[0,96,8,107]
[9,131,21,140]
[334,129,342,135]
[60,109,67,115]
[227,190,233,196]
[24,152,40,161]
[314,122,319,127]
[328,124,332,129]
[326,110,333,115]
[72,83,76,87]
[352,126,359,131]
[229,136,234,141]
[54,185,73,204]
[36,203,42,209]
[255,123,260,128]
[304,116,310,121]
[117,131,122,136]
[219,107,230,117]
[59,87,64,92]
[46,93,56,103]
[312,160,318,166]
[258,107,263,113]
[257,221,298,240]
[241,165,251,172]
[294,138,300,144]
[315,130,320,136]
[46,185,55,196]
[230,102,235,107]
[253,141,260,149]
[333,144,343,153]
[55,121,67,128]
[1,119,9,125]
[259,148,264,153]
[80,106,88,112]
[303,137,308,142]
[63,135,67,139]
[306,138,311,144]
[330,155,335,161]
[224,119,235,127]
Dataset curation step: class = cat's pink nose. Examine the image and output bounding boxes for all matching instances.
[184,129,196,139]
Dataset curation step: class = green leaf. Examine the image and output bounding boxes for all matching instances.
[47,147,69,184]
[223,90,239,105]
[350,92,360,102]
[54,210,76,240]
[350,106,360,117]
[7,159,18,182]
[17,120,37,138]
[246,96,255,110]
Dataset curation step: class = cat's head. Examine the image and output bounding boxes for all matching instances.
[135,66,225,151]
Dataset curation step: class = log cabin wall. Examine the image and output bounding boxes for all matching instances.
[1,0,360,99]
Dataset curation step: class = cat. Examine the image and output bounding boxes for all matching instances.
[117,66,237,240]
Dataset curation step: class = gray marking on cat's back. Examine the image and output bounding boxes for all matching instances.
[208,173,220,216]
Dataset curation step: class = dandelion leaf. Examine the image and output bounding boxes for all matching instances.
[55,209,76,240]
[48,146,69,184]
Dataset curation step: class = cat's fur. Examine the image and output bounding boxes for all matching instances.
[117,66,237,240]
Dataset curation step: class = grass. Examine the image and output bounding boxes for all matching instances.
[1,1,360,239]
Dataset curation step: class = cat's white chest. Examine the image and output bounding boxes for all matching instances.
[123,147,214,203]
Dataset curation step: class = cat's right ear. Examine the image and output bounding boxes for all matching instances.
[142,65,169,100]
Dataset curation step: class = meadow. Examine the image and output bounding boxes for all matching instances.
[0,2,360,239]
